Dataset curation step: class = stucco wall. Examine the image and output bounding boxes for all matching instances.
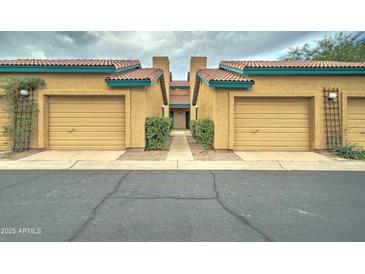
[197,75,365,150]
[196,81,215,120]
[0,73,164,149]
[145,80,164,117]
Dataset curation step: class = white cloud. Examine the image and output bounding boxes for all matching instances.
[0,31,337,79]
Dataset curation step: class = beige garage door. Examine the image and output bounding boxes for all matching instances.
[48,96,126,150]
[347,98,365,149]
[234,97,310,151]
[0,97,9,150]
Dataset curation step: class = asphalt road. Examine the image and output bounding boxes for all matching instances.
[0,170,364,242]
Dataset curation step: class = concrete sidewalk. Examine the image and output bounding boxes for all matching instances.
[166,130,193,161]
[20,150,125,161]
[235,151,332,161]
[0,159,365,171]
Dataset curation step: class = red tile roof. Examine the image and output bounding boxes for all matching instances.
[197,69,254,83]
[0,59,141,69]
[169,95,190,105]
[220,60,365,70]
[170,80,190,88]
[170,90,190,95]
[106,68,162,82]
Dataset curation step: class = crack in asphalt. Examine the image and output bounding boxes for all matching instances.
[209,171,273,242]
[68,171,132,241]
[68,170,272,241]
[0,171,54,192]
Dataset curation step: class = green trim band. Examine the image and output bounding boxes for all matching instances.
[219,65,244,74]
[106,80,151,87]
[0,64,141,74]
[170,104,191,107]
[209,81,253,88]
[170,86,190,90]
[219,64,365,75]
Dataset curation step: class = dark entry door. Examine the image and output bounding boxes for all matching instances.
[185,111,190,129]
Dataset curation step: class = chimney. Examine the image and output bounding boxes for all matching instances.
[189,57,207,120]
[153,56,170,102]
[189,56,207,93]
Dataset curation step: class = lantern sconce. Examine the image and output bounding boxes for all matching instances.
[328,92,337,102]
[20,89,29,97]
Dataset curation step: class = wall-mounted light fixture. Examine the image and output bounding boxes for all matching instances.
[19,89,29,96]
[328,92,337,102]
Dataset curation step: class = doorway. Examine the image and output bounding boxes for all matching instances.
[173,110,186,129]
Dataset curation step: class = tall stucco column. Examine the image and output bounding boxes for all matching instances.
[189,57,207,120]
[162,105,169,118]
[153,56,170,102]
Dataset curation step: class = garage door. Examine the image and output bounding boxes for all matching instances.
[347,98,365,149]
[48,96,126,150]
[234,97,310,151]
[0,96,9,150]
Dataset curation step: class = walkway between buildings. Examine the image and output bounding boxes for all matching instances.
[166,130,194,161]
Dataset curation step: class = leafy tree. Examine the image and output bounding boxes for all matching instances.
[283,32,365,61]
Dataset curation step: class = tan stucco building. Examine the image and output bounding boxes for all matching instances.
[192,59,365,151]
[0,59,167,150]
[1,57,365,152]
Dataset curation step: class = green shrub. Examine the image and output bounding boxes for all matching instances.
[192,118,214,149]
[169,118,174,130]
[190,120,197,139]
[145,116,171,150]
[332,143,365,160]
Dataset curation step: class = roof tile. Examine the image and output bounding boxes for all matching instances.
[170,80,190,88]
[220,60,365,70]
[169,95,190,104]
[197,69,254,83]
[106,68,162,82]
[0,59,141,69]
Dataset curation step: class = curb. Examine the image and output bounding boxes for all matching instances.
[0,160,365,171]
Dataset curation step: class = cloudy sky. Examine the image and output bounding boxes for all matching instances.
[0,31,340,79]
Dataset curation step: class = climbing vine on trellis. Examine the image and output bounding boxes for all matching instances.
[1,76,45,151]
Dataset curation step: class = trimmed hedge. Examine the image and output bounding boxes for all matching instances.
[145,116,171,150]
[191,118,214,149]
[190,120,197,140]
[169,118,174,130]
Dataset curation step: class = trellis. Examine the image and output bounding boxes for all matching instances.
[1,76,45,152]
[323,87,342,149]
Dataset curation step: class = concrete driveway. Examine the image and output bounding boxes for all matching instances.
[20,150,125,161]
[0,170,364,242]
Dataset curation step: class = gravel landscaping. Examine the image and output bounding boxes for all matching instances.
[118,136,173,161]
[187,136,241,161]
[0,149,43,160]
